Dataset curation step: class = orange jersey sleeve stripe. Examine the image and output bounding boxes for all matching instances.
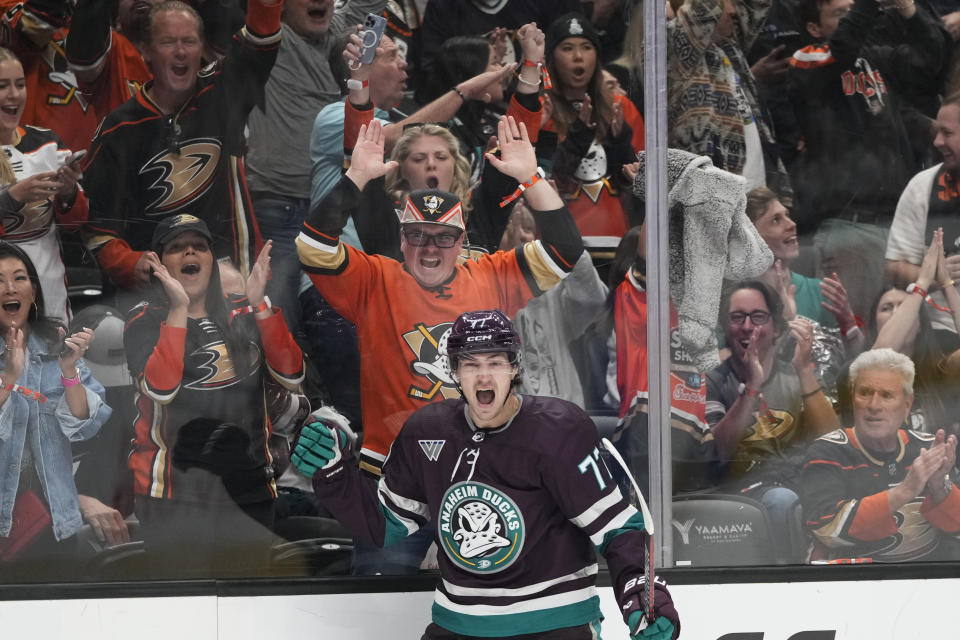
[143,323,187,396]
[921,486,960,532]
[256,309,304,387]
[95,238,142,289]
[243,0,282,41]
[507,94,541,144]
[849,491,898,541]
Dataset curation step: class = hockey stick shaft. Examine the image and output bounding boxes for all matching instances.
[601,437,656,623]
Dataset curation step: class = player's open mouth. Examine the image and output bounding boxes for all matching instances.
[181,264,201,275]
[2,301,21,313]
[476,389,495,405]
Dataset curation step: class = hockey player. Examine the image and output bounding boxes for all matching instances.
[292,309,680,639]
[296,115,583,479]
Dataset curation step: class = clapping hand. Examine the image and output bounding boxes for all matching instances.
[58,325,94,374]
[1,322,24,385]
[151,262,189,311]
[788,317,814,371]
[820,272,857,333]
[246,240,272,308]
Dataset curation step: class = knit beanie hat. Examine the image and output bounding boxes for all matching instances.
[546,12,601,55]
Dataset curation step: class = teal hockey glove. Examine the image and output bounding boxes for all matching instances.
[291,419,348,477]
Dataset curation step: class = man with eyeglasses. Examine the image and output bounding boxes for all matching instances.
[705,280,838,559]
[83,0,284,301]
[296,116,583,572]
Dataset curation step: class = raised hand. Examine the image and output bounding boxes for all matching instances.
[611,99,624,138]
[820,272,857,333]
[516,21,545,64]
[1,323,25,385]
[743,325,766,390]
[773,259,797,321]
[291,419,348,477]
[788,317,814,371]
[246,240,272,307]
[342,26,371,81]
[58,325,95,374]
[484,116,537,183]
[152,262,189,310]
[578,94,596,129]
[458,62,518,103]
[132,251,162,289]
[487,26,509,62]
[917,229,942,291]
[345,120,398,190]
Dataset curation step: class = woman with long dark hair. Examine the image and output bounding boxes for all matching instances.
[0,241,111,579]
[124,215,304,578]
[543,13,644,243]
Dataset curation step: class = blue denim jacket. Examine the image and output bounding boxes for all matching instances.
[0,332,112,541]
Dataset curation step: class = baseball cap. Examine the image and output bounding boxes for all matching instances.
[398,189,466,231]
[151,214,213,254]
[69,305,134,388]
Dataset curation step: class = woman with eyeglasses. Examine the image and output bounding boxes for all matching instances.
[0,48,88,324]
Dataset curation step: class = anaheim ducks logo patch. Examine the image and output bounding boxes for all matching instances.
[140,139,220,214]
[0,198,53,241]
[423,194,443,214]
[439,481,524,574]
[743,409,795,443]
[186,342,237,390]
[402,321,460,401]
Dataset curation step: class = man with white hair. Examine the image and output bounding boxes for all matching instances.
[800,348,960,562]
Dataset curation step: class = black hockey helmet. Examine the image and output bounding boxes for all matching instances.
[444,309,522,374]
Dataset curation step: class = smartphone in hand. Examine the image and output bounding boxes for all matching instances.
[61,149,87,168]
[359,13,388,64]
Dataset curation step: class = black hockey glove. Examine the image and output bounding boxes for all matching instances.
[291,419,348,478]
[621,575,680,640]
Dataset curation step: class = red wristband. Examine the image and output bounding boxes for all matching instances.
[499,168,546,208]
[2,382,47,403]
[229,295,272,321]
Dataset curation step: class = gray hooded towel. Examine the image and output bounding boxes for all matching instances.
[634,149,773,372]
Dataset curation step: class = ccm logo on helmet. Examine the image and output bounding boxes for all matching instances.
[466,335,492,342]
